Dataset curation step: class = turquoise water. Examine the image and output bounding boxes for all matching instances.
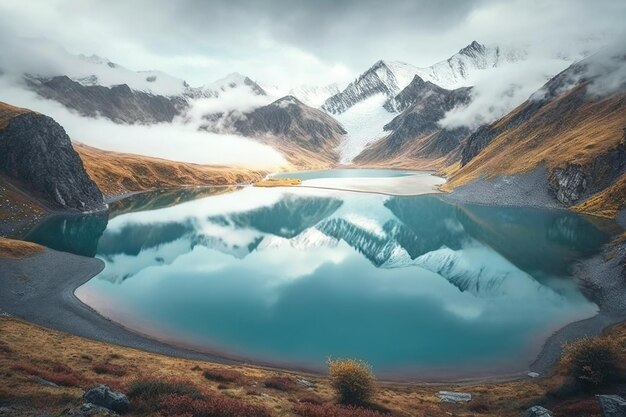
[22,180,618,377]
[271,169,416,180]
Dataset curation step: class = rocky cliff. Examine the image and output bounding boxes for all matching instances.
[0,102,104,212]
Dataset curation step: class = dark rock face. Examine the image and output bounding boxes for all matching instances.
[26,76,186,124]
[0,112,104,211]
[548,133,625,205]
[596,395,626,417]
[83,385,130,414]
[547,164,588,205]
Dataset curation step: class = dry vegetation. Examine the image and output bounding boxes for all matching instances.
[0,237,44,259]
[1,316,625,417]
[0,102,31,129]
[444,86,626,190]
[572,172,626,218]
[255,178,302,187]
[74,143,266,197]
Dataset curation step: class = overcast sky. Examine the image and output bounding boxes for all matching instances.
[1,0,625,87]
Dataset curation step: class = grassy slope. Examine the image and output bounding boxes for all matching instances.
[0,237,44,259]
[442,86,626,217]
[74,143,265,198]
[2,316,623,417]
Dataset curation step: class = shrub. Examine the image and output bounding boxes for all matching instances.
[297,393,325,405]
[11,362,83,387]
[327,359,375,405]
[202,368,242,383]
[160,393,272,417]
[293,403,386,417]
[561,336,621,389]
[264,375,297,391]
[127,380,201,411]
[92,362,126,376]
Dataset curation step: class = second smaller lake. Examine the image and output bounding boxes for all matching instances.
[272,169,417,180]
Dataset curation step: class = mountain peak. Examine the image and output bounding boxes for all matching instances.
[458,41,486,57]
[272,95,302,107]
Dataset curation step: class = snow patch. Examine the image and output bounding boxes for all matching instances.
[334,94,395,162]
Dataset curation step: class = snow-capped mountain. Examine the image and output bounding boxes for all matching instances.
[321,60,417,114]
[289,83,340,107]
[414,41,526,90]
[64,53,195,97]
[207,72,267,96]
[322,41,524,115]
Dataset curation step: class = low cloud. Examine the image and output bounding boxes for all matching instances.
[439,56,571,130]
[584,42,626,97]
[0,77,287,169]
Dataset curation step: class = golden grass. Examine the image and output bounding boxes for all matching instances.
[254,178,302,187]
[0,101,31,129]
[446,86,626,191]
[74,143,266,197]
[2,314,624,417]
[572,172,626,218]
[0,237,44,259]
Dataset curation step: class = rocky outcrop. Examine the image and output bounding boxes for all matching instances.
[547,164,588,205]
[0,109,104,211]
[548,133,626,206]
[437,391,472,403]
[521,405,553,417]
[26,75,186,124]
[83,385,130,414]
[597,394,626,417]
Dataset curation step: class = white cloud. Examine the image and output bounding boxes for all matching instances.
[0,77,287,169]
[439,56,571,130]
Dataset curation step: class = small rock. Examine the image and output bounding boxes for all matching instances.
[597,395,626,417]
[521,405,553,417]
[0,407,15,417]
[83,385,129,414]
[527,372,540,378]
[437,391,472,403]
[297,378,315,388]
[37,377,60,387]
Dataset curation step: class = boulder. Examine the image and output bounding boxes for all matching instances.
[597,395,626,417]
[437,391,472,402]
[83,385,129,414]
[521,405,552,417]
